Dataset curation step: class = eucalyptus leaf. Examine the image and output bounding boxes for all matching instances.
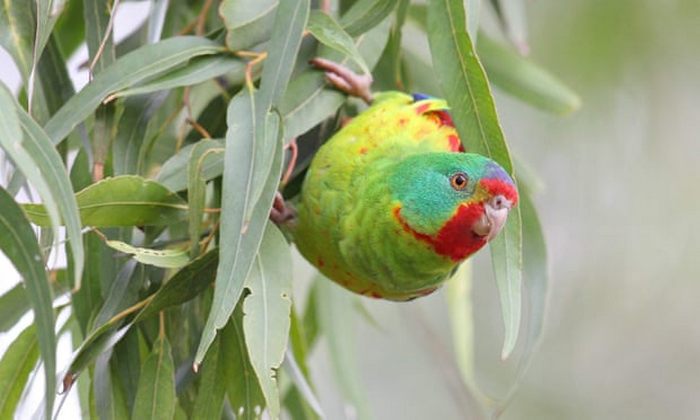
[0,283,30,333]
[131,337,176,420]
[22,175,188,227]
[192,338,226,420]
[0,0,35,78]
[220,0,278,50]
[44,36,224,145]
[221,305,265,420]
[340,0,397,37]
[478,34,581,115]
[0,121,56,420]
[427,0,522,358]
[105,240,189,269]
[316,278,370,420]
[0,324,40,418]
[157,139,225,192]
[307,10,370,75]
[194,90,285,366]
[107,56,246,101]
[187,140,224,256]
[242,223,293,418]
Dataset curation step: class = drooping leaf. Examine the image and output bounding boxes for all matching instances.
[157,139,225,192]
[307,10,370,75]
[0,283,30,333]
[220,0,279,50]
[242,223,293,418]
[0,128,56,420]
[478,34,581,115]
[131,337,176,420]
[23,176,188,227]
[93,351,129,420]
[0,324,40,418]
[65,251,218,383]
[194,92,285,366]
[187,140,224,256]
[445,262,478,391]
[340,0,397,37]
[91,260,139,329]
[427,0,522,359]
[316,277,371,420]
[221,305,265,420]
[43,36,224,145]
[112,93,169,176]
[105,240,189,269]
[11,104,85,288]
[147,0,170,43]
[191,337,226,420]
[282,348,324,419]
[0,0,34,78]
[106,56,246,101]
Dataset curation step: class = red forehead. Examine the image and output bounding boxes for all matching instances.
[479,178,519,205]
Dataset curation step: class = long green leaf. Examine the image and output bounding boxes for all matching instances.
[316,277,370,420]
[478,34,581,115]
[220,0,279,50]
[194,91,285,366]
[242,223,293,418]
[0,324,40,418]
[445,262,478,392]
[13,105,85,289]
[44,36,224,145]
[23,175,188,227]
[0,1,34,78]
[131,337,176,420]
[105,240,189,269]
[427,0,522,359]
[157,138,225,192]
[64,250,218,383]
[187,140,224,256]
[0,112,56,420]
[107,56,246,101]
[192,338,226,420]
[340,0,397,37]
[221,305,265,420]
[0,283,30,333]
[308,10,370,75]
[112,93,169,176]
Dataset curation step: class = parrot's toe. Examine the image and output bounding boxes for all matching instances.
[270,192,296,224]
[310,57,373,104]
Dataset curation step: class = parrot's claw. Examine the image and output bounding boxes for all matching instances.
[270,192,296,224]
[310,57,373,104]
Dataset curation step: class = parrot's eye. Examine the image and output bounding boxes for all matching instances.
[450,172,469,190]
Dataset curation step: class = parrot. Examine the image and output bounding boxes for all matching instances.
[277,58,518,301]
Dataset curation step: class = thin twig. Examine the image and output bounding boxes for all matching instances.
[196,0,214,35]
[88,0,121,79]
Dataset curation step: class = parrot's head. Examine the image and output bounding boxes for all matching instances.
[390,153,518,262]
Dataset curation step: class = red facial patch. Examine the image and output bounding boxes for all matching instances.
[480,178,519,206]
[393,204,487,262]
[415,103,430,114]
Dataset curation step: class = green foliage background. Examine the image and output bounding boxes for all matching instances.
[1,0,696,419]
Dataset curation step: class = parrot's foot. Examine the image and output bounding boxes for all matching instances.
[270,192,296,224]
[310,57,373,104]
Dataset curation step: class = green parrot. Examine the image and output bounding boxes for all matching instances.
[283,58,518,301]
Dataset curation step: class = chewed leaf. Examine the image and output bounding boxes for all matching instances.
[243,223,293,419]
[105,240,189,269]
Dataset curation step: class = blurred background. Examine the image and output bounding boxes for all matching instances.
[302,0,700,419]
[1,0,699,419]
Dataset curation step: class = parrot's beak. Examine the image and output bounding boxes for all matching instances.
[472,195,512,242]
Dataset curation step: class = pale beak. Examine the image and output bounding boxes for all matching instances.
[472,195,512,241]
